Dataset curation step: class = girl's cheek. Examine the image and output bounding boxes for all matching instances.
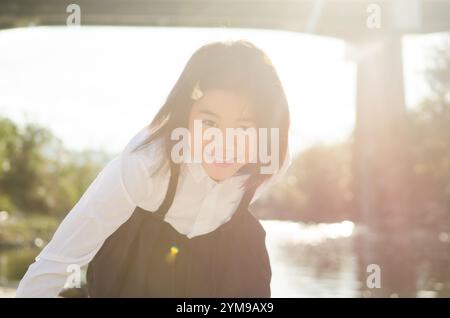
[202,139,212,160]
[243,136,254,164]
[188,126,257,164]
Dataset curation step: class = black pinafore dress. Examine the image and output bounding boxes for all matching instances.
[86,162,272,297]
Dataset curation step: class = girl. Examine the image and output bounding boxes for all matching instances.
[16,40,291,297]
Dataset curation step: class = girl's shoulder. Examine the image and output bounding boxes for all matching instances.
[123,125,157,154]
[119,126,170,209]
[122,125,168,174]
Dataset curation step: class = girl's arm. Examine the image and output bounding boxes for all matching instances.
[15,148,156,297]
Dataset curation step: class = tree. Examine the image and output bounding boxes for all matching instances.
[0,116,110,217]
[407,37,450,231]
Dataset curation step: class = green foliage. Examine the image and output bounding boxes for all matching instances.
[259,37,450,226]
[0,214,60,248]
[407,38,450,230]
[256,141,354,222]
[0,117,111,217]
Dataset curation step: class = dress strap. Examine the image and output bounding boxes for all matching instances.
[233,181,258,218]
[153,161,181,220]
[152,161,256,221]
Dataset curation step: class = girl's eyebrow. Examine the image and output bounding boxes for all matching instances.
[237,116,257,126]
[199,109,220,118]
[199,108,256,124]
[238,117,256,123]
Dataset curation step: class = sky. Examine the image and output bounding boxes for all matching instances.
[0,26,446,155]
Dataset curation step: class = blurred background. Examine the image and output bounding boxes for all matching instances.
[0,0,449,297]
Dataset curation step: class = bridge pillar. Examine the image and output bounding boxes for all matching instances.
[351,35,416,296]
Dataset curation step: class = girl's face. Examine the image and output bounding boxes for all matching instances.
[188,89,257,182]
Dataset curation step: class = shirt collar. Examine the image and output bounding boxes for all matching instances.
[185,162,217,188]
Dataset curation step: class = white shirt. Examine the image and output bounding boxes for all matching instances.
[16,125,290,297]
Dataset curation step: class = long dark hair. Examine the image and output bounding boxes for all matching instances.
[132,40,290,194]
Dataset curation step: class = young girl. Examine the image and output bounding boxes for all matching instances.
[16,40,291,297]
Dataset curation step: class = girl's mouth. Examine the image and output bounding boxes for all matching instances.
[211,161,236,168]
[204,152,237,166]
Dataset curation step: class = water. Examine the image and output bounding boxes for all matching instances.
[1,220,449,297]
[263,220,361,297]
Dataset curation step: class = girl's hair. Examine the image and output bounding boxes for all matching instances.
[132,39,290,194]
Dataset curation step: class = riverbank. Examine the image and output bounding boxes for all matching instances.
[0,212,59,249]
[0,286,16,298]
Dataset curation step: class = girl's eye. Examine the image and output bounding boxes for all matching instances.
[202,119,217,127]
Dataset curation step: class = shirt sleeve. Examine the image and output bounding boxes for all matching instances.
[15,146,154,297]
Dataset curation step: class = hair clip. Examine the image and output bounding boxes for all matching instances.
[191,81,203,100]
